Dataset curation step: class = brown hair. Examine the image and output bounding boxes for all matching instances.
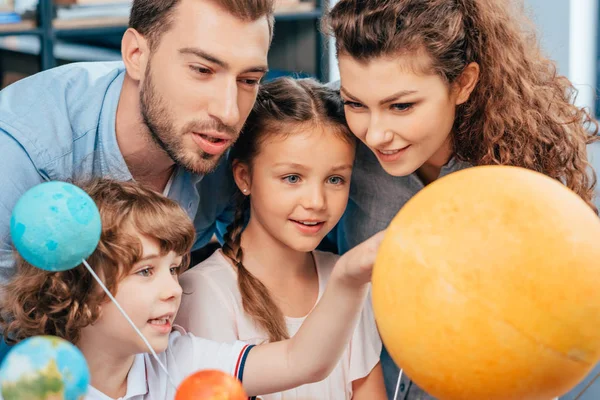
[325,0,599,212]
[0,179,196,345]
[129,0,275,50]
[222,77,355,342]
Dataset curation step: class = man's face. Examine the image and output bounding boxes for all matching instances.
[140,0,270,175]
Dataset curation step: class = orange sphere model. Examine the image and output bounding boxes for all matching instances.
[175,369,248,400]
[372,165,600,400]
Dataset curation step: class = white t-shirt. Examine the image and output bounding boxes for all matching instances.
[86,327,253,400]
[176,250,382,400]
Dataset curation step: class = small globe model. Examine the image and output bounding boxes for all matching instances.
[0,336,90,400]
[10,181,101,272]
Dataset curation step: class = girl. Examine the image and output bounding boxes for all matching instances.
[175,77,386,399]
[0,178,384,400]
[324,0,600,398]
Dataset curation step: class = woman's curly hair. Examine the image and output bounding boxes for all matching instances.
[325,0,599,212]
[0,178,196,344]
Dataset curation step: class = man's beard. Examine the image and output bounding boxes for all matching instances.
[139,63,238,175]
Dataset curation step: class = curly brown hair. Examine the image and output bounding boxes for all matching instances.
[0,179,196,345]
[325,0,599,212]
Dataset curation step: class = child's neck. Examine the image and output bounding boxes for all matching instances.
[78,336,136,399]
[238,221,319,318]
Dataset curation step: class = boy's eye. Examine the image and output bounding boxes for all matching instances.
[170,266,180,275]
[136,267,153,277]
[283,175,301,184]
[328,176,345,185]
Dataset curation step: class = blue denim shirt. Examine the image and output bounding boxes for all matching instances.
[0,61,236,284]
[328,141,600,399]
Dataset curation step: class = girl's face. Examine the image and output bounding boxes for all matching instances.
[337,51,477,177]
[81,234,184,356]
[235,124,355,252]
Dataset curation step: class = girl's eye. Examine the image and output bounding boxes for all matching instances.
[170,266,180,275]
[391,103,413,112]
[328,176,345,185]
[283,175,301,184]
[136,267,153,277]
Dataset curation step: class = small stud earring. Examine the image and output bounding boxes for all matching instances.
[242,189,248,193]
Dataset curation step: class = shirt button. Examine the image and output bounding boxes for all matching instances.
[400,383,405,392]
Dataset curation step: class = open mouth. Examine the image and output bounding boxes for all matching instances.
[191,132,232,155]
[291,219,326,234]
[148,318,170,325]
[376,145,410,161]
[198,134,226,144]
[147,315,173,334]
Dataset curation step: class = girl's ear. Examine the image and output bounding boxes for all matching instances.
[453,62,480,105]
[233,160,252,195]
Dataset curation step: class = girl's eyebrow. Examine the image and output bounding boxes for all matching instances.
[272,163,353,172]
[330,164,353,172]
[272,162,309,170]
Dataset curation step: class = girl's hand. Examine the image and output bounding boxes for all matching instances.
[335,230,386,288]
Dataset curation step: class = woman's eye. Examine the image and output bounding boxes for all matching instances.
[391,103,413,112]
[343,100,364,109]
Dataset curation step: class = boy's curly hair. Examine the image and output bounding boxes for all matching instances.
[325,0,599,212]
[0,179,196,344]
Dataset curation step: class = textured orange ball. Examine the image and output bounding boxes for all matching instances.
[373,166,600,400]
[175,370,248,400]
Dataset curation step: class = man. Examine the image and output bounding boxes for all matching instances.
[0,0,273,282]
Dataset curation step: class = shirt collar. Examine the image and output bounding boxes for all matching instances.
[97,68,133,181]
[124,354,149,398]
[86,354,147,400]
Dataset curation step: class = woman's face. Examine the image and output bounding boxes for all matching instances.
[338,51,476,177]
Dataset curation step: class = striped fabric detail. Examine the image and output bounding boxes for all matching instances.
[234,344,256,400]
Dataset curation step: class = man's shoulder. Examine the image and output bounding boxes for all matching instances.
[0,61,125,176]
[0,61,124,134]
[0,61,125,112]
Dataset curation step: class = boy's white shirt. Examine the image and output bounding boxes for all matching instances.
[85,327,252,400]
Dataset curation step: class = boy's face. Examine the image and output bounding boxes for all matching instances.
[89,234,184,355]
